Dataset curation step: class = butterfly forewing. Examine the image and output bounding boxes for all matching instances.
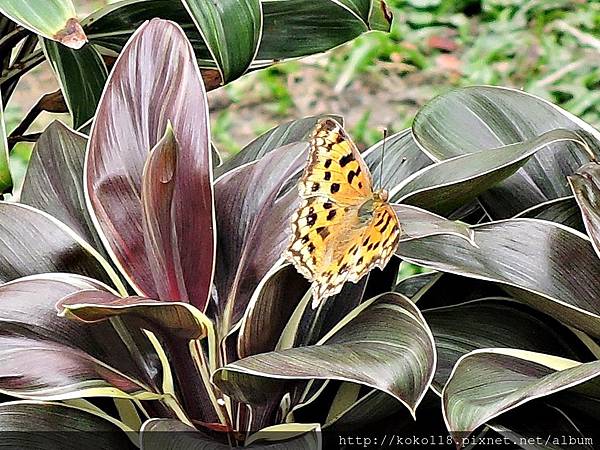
[298,119,372,205]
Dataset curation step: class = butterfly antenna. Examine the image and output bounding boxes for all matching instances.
[379,128,388,189]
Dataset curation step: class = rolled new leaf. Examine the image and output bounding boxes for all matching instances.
[86,19,214,311]
[568,162,600,260]
[0,0,86,49]
[141,123,186,303]
[443,348,600,443]
[396,218,600,337]
[213,293,436,418]
[182,0,262,82]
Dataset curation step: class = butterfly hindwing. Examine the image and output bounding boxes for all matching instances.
[348,203,401,283]
[299,119,372,205]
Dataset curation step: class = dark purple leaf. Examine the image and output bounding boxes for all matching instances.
[86,19,214,310]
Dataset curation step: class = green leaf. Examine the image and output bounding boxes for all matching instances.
[394,129,588,216]
[396,219,600,337]
[181,0,262,82]
[213,293,436,417]
[424,298,594,391]
[568,162,600,260]
[20,121,105,254]
[0,0,86,49]
[0,95,12,192]
[0,401,136,449]
[41,40,107,129]
[443,349,600,443]
[412,86,600,218]
[514,196,584,232]
[86,19,214,310]
[83,0,376,67]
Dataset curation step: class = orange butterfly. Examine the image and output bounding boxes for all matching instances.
[285,119,401,308]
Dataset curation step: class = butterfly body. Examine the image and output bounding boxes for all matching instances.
[285,119,401,308]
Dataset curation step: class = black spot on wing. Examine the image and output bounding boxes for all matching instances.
[324,171,331,181]
[324,159,332,169]
[331,183,340,193]
[307,213,317,226]
[339,153,354,167]
[311,182,320,192]
[323,202,333,209]
[327,210,337,221]
[380,214,392,233]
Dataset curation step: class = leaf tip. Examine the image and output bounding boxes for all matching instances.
[54,18,87,49]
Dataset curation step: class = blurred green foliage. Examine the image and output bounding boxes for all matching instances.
[212,0,600,153]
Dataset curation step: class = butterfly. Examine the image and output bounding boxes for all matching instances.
[285,118,401,308]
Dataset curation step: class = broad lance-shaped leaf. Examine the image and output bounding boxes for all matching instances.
[423,298,594,391]
[0,274,162,401]
[412,86,600,218]
[215,115,341,178]
[0,96,12,192]
[396,218,600,337]
[86,19,214,310]
[0,0,86,49]
[214,142,305,334]
[393,204,474,245]
[237,264,309,359]
[83,0,385,66]
[393,129,588,216]
[0,401,136,449]
[42,40,107,129]
[0,202,123,290]
[20,121,106,255]
[213,293,436,417]
[363,128,432,194]
[182,0,262,82]
[443,349,600,443]
[514,196,584,232]
[568,162,600,260]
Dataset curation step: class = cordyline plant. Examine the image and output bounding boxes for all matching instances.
[0,7,599,450]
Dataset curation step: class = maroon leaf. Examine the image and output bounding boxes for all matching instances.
[0,275,161,400]
[213,142,306,336]
[86,19,214,311]
[58,289,211,340]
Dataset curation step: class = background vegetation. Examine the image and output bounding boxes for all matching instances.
[6,0,600,176]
